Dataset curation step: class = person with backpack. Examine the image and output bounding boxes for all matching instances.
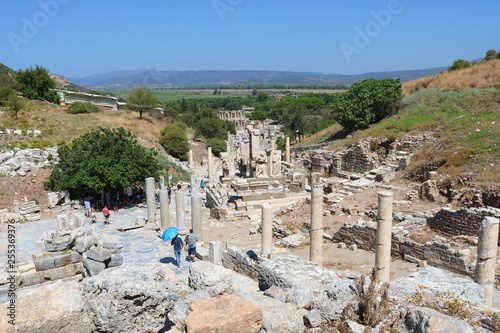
[187,229,197,262]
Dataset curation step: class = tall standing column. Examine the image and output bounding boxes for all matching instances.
[474,216,499,307]
[285,137,290,162]
[261,203,273,257]
[310,185,323,265]
[159,189,170,229]
[207,147,214,184]
[160,176,165,190]
[266,149,272,178]
[145,177,156,223]
[191,193,203,241]
[189,150,194,169]
[175,191,186,231]
[375,191,393,283]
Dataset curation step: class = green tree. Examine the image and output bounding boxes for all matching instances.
[195,117,226,140]
[0,86,15,106]
[15,65,59,103]
[207,138,227,157]
[334,78,402,133]
[249,109,267,121]
[46,127,160,198]
[251,89,258,96]
[282,103,306,139]
[485,49,497,61]
[126,87,159,119]
[256,92,269,103]
[159,123,189,160]
[180,98,188,113]
[8,95,24,120]
[448,59,471,71]
[65,102,101,114]
[276,137,286,151]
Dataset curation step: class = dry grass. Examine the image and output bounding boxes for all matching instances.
[403,59,500,96]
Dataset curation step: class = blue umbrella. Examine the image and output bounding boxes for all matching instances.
[162,227,178,241]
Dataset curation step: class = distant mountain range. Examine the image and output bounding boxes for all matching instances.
[69,67,448,88]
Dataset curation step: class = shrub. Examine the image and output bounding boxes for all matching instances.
[65,102,101,114]
[160,124,189,160]
[276,137,286,151]
[448,59,471,71]
[207,138,227,157]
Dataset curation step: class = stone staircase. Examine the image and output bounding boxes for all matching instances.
[19,200,41,221]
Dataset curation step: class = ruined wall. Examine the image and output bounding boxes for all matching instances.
[332,221,474,276]
[427,207,500,243]
[340,144,377,174]
[222,247,259,280]
[392,132,437,152]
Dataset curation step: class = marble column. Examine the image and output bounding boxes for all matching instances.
[266,149,272,178]
[159,189,170,229]
[310,185,323,265]
[189,150,193,169]
[375,191,393,283]
[261,203,273,257]
[145,177,156,223]
[207,147,214,184]
[285,137,290,162]
[191,193,203,241]
[13,200,19,214]
[175,191,186,231]
[474,216,499,307]
[160,176,165,190]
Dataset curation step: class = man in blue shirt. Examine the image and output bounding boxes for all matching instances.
[171,234,183,267]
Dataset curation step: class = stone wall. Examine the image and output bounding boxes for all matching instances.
[340,143,377,174]
[427,207,500,243]
[222,247,259,281]
[392,132,437,152]
[0,146,58,176]
[332,221,475,276]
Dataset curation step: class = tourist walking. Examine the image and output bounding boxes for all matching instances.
[102,205,110,225]
[200,179,205,193]
[167,186,172,203]
[90,205,97,224]
[84,199,91,217]
[187,229,197,262]
[177,182,182,191]
[171,234,183,267]
[113,191,119,212]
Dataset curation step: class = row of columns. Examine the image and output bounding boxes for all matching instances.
[145,177,203,241]
[259,187,498,307]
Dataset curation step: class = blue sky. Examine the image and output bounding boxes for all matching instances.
[1,0,499,78]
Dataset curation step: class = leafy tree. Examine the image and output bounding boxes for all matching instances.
[224,120,236,135]
[15,65,59,103]
[0,86,15,106]
[65,101,101,114]
[334,78,402,133]
[126,87,159,119]
[160,123,189,160]
[180,98,188,113]
[256,92,269,103]
[251,89,258,96]
[207,138,227,157]
[282,103,307,139]
[249,109,267,121]
[46,127,160,198]
[485,49,497,61]
[195,117,226,140]
[275,137,286,151]
[7,95,24,119]
[448,59,471,71]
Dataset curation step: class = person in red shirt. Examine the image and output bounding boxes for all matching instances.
[102,205,110,225]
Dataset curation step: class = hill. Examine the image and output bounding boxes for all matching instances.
[50,73,90,93]
[402,59,500,95]
[69,67,447,88]
[0,62,15,76]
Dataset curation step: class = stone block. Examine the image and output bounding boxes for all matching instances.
[208,241,223,265]
[87,246,112,262]
[106,254,123,268]
[43,266,69,281]
[185,294,263,333]
[74,235,92,253]
[21,270,44,287]
[83,258,106,276]
[305,309,323,328]
[189,261,233,293]
[70,251,82,263]
[54,254,72,267]
[45,233,73,252]
[34,257,56,271]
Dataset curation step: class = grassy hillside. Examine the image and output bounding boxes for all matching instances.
[402,59,500,96]
[328,87,500,182]
[0,99,168,150]
[0,63,15,76]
